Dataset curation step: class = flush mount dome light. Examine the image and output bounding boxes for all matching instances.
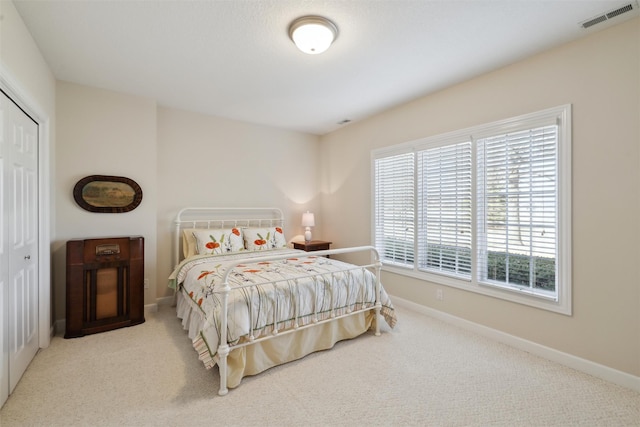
[288,16,338,54]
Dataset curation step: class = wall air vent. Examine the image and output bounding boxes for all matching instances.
[581,14,608,28]
[606,3,634,18]
[580,2,638,29]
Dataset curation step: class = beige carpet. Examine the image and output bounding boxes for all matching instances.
[1,303,638,426]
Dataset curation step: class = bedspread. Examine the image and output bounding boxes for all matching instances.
[169,249,396,369]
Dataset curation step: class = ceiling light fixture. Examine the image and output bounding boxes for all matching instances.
[288,16,338,55]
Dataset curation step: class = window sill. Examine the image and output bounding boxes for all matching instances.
[381,264,571,315]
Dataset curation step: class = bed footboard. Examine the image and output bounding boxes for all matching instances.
[215,246,383,396]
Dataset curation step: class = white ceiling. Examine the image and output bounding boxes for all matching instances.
[12,0,638,135]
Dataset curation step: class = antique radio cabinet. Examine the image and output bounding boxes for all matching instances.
[65,236,145,338]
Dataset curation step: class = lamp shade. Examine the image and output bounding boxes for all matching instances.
[288,16,338,55]
[301,211,315,227]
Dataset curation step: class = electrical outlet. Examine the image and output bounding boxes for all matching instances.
[144,278,149,289]
[436,288,444,301]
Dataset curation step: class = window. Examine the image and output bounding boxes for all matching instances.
[418,141,472,278]
[374,152,415,267]
[372,105,571,314]
[477,126,558,296]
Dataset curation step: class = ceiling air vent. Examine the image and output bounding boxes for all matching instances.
[580,2,638,29]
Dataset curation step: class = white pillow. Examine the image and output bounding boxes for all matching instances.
[192,228,244,255]
[182,228,199,258]
[243,227,287,251]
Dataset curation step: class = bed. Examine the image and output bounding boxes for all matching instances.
[168,207,397,395]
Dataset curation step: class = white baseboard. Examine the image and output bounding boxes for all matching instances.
[392,295,640,392]
[143,296,174,313]
[54,319,65,337]
[155,296,175,306]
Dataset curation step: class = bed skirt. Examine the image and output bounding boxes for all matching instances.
[176,290,374,389]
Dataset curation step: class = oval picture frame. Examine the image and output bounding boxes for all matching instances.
[73,175,143,213]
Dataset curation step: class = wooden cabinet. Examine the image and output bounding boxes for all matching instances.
[65,236,145,338]
[292,240,332,252]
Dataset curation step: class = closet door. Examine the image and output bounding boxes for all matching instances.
[0,89,39,405]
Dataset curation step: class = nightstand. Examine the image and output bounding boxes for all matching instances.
[293,240,332,253]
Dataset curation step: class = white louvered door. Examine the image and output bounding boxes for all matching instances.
[0,89,39,406]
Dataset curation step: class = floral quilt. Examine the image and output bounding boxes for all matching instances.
[169,249,397,368]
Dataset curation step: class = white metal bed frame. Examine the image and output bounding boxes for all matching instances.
[173,207,384,396]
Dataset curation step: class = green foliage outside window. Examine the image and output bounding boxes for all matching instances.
[382,240,555,292]
[486,251,555,291]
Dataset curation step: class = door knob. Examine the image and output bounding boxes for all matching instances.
[24,255,31,260]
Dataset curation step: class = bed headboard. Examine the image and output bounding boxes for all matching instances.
[173,207,285,267]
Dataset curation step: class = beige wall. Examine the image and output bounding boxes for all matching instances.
[53,86,320,314]
[54,82,158,320]
[0,1,56,111]
[155,106,321,299]
[319,18,640,376]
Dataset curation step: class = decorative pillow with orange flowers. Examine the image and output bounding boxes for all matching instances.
[192,228,244,255]
[243,227,287,251]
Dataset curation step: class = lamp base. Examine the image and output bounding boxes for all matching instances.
[304,228,312,242]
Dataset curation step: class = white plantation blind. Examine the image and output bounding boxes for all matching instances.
[477,125,557,292]
[417,142,472,277]
[372,105,570,313]
[374,152,415,266]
